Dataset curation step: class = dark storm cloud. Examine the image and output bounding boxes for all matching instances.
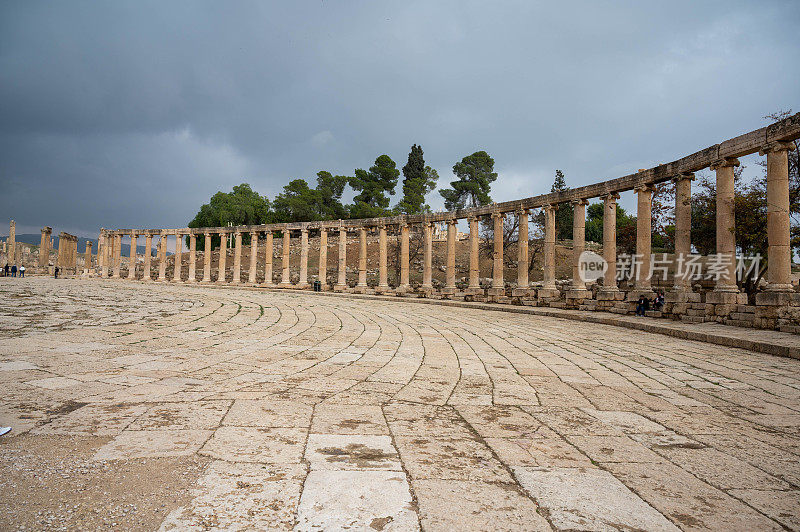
[1,0,798,236]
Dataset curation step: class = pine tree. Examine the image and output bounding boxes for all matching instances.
[397,144,438,214]
[551,170,573,240]
[349,155,400,219]
[440,151,497,210]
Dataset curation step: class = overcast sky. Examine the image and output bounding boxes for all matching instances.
[1,1,798,237]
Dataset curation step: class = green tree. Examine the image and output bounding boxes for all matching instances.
[315,171,349,220]
[396,144,438,214]
[349,155,399,219]
[272,179,321,222]
[551,170,573,240]
[440,151,497,210]
[187,183,272,250]
[584,201,637,252]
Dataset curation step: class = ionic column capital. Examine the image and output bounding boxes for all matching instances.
[543,203,556,213]
[515,208,529,217]
[491,210,506,220]
[445,218,458,226]
[600,192,620,201]
[634,184,656,195]
[760,141,796,155]
[672,172,695,183]
[570,198,589,206]
[710,157,740,170]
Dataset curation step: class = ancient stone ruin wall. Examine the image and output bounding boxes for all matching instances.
[95,112,800,332]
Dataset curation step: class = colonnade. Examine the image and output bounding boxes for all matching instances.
[97,114,799,309]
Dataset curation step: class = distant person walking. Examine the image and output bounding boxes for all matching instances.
[19,265,25,278]
[10,265,16,277]
[54,266,60,279]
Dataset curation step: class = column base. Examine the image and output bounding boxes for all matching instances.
[334,284,347,292]
[596,288,625,301]
[565,289,592,300]
[418,286,435,297]
[464,287,484,297]
[706,290,741,305]
[537,288,561,300]
[295,282,310,290]
[511,287,534,298]
[375,285,391,295]
[353,284,368,294]
[755,290,800,306]
[395,285,410,296]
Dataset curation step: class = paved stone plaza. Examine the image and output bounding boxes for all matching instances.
[1,278,799,530]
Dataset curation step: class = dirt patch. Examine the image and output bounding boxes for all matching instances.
[0,433,209,531]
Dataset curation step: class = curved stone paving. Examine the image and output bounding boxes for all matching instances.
[1,278,799,530]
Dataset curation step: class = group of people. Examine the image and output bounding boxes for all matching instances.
[635,291,665,316]
[2,263,25,277]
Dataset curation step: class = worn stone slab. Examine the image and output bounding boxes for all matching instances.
[94,429,213,460]
[295,470,419,531]
[305,434,400,471]
[514,466,680,531]
[199,426,306,463]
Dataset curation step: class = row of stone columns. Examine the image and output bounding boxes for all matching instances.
[100,141,794,295]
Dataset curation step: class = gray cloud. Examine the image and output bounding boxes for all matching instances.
[1,0,798,236]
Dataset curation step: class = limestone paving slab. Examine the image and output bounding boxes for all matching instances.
[2,278,800,530]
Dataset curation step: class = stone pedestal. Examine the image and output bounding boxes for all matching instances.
[537,287,561,301]
[755,291,800,307]
[596,289,625,301]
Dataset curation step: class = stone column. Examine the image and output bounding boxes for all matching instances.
[711,159,738,293]
[264,232,274,285]
[378,225,389,292]
[8,220,16,267]
[672,174,693,291]
[399,223,410,292]
[600,194,619,292]
[762,142,795,292]
[188,234,197,283]
[158,234,167,281]
[217,232,227,283]
[444,219,457,294]
[491,211,505,293]
[98,230,107,277]
[248,231,258,284]
[318,228,328,288]
[468,216,480,291]
[422,222,433,293]
[128,232,137,280]
[112,233,122,278]
[355,227,368,292]
[516,210,529,292]
[335,226,347,291]
[634,185,654,291]
[571,200,588,292]
[84,241,93,275]
[202,233,212,282]
[173,232,183,282]
[299,228,309,288]
[280,227,291,287]
[232,231,242,283]
[143,235,153,280]
[39,227,52,269]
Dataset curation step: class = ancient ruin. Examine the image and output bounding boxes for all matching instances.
[89,113,800,332]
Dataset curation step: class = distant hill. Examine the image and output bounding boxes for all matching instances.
[9,234,154,256]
